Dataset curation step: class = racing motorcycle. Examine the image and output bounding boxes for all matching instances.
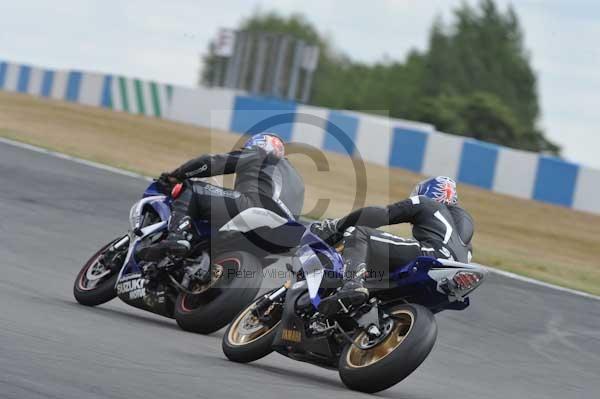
[73,180,301,334]
[222,226,487,393]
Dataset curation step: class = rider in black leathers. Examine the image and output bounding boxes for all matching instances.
[139,133,304,261]
[311,176,474,315]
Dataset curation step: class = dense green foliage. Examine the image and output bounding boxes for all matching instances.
[201,0,559,154]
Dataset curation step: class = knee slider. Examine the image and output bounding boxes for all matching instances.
[343,226,356,238]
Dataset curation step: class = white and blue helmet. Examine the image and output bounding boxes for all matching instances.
[411,176,458,205]
[243,133,285,159]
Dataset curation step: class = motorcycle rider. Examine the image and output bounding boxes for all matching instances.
[311,176,474,315]
[139,133,304,260]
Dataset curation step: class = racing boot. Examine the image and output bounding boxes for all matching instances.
[317,264,369,316]
[137,216,193,261]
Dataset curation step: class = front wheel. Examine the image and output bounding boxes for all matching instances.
[73,238,125,306]
[338,303,437,393]
[222,292,282,363]
[174,251,263,334]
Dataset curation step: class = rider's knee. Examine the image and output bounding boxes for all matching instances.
[343,226,370,242]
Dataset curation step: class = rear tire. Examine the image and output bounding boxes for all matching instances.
[338,303,437,393]
[222,293,281,363]
[174,251,263,334]
[73,239,122,306]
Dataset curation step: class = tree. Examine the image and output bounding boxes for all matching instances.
[414,0,558,153]
[414,92,522,145]
[199,1,560,155]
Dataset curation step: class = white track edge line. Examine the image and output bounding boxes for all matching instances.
[0,136,153,181]
[1,135,598,301]
[480,265,600,301]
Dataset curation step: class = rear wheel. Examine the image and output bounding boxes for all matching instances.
[73,238,125,306]
[222,292,282,363]
[174,251,263,334]
[338,303,437,393]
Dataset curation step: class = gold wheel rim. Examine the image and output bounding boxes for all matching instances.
[227,301,281,346]
[346,309,414,368]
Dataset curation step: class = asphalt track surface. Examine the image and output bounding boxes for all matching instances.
[1,141,599,399]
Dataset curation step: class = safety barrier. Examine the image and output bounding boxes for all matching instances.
[0,61,172,118]
[1,59,598,214]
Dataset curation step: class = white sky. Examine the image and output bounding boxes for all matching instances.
[1,0,599,169]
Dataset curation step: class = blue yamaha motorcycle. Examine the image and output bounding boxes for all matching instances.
[222,227,487,393]
[73,180,302,334]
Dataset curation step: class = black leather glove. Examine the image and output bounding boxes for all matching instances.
[156,172,180,194]
[310,218,343,246]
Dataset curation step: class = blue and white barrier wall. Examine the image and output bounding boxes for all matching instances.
[175,91,600,214]
[0,60,172,118]
[1,59,598,214]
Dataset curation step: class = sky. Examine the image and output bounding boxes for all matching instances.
[1,0,599,169]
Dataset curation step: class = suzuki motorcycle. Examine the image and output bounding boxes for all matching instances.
[222,227,487,393]
[73,180,301,334]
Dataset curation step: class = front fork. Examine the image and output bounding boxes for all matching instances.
[101,235,130,272]
[112,235,130,250]
[252,280,292,317]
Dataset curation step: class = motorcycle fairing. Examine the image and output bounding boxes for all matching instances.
[218,207,289,233]
[142,182,163,198]
[115,221,173,317]
[296,229,344,309]
[384,257,485,312]
[271,279,340,369]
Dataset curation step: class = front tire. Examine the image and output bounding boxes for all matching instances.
[174,251,263,334]
[73,239,123,306]
[338,303,437,393]
[222,293,282,363]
